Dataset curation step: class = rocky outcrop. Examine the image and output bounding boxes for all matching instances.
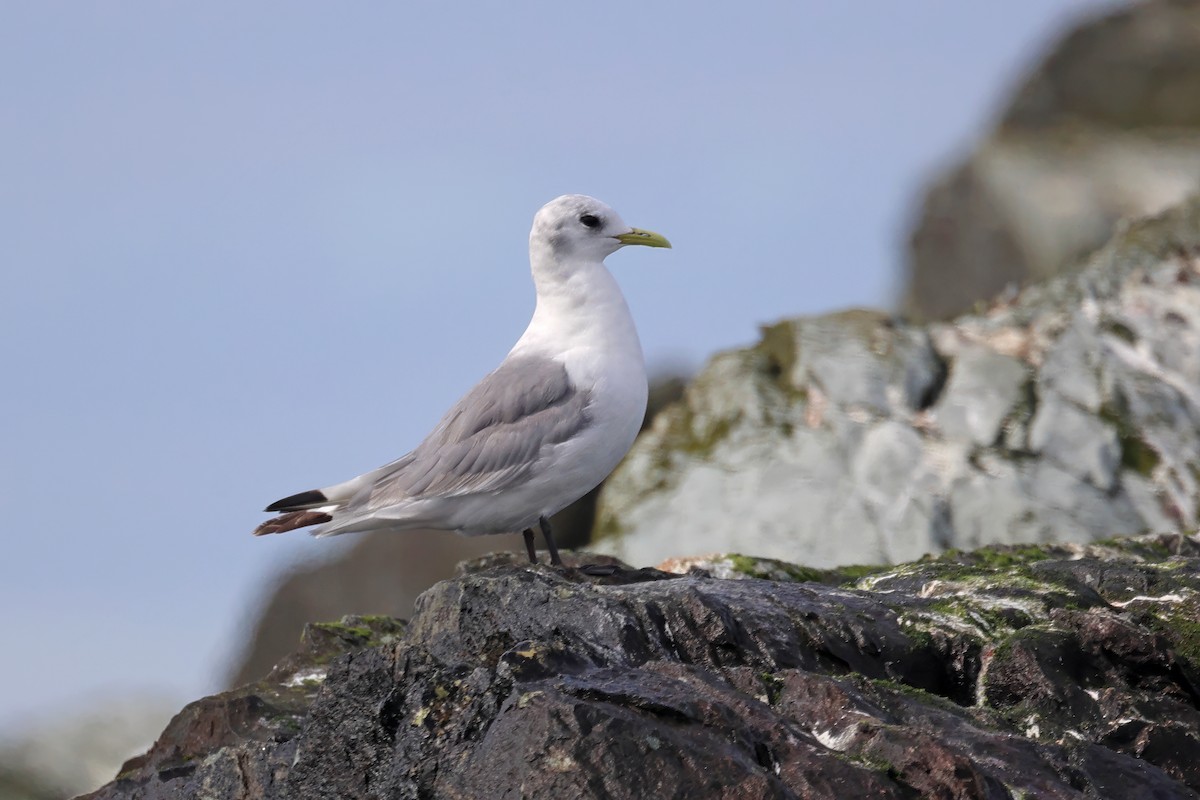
[87,533,1200,799]
[593,197,1200,568]
[904,0,1200,320]
[225,530,527,687]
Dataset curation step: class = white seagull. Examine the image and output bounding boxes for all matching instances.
[254,194,670,566]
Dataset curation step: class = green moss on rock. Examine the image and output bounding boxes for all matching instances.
[1100,318,1138,344]
[934,544,1055,570]
[1098,398,1161,477]
[757,319,798,387]
[1139,603,1200,668]
[304,615,406,664]
[716,553,892,585]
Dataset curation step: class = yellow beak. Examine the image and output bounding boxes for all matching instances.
[615,227,672,249]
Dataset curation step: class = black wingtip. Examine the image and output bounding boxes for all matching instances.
[264,489,329,513]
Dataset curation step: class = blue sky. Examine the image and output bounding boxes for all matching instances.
[0,1,1115,731]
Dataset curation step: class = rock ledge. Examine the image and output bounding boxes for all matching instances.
[88,535,1200,799]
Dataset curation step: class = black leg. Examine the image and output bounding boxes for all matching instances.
[539,516,563,567]
[522,528,538,564]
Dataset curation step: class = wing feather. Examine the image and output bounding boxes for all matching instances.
[361,355,590,510]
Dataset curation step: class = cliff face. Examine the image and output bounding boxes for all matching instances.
[593,198,1200,569]
[88,535,1200,799]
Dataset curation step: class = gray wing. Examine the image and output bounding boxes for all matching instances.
[365,355,591,509]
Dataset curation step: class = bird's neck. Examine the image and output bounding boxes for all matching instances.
[511,252,644,374]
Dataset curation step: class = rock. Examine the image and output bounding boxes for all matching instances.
[85,533,1200,798]
[933,345,1027,446]
[1027,394,1122,491]
[225,530,527,686]
[904,0,1200,320]
[0,767,58,800]
[0,697,176,800]
[593,197,1200,568]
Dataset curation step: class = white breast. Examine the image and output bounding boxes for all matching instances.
[505,258,649,521]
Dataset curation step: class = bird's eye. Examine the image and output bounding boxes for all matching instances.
[579,214,601,229]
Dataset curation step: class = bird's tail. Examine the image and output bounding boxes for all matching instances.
[254,461,405,537]
[253,488,334,536]
[252,509,334,536]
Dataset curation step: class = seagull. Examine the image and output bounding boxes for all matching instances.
[254,194,670,566]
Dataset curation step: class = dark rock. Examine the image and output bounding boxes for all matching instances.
[1001,0,1200,132]
[107,615,403,789]
[226,529,528,686]
[903,0,1200,321]
[85,533,1200,799]
[907,161,1028,322]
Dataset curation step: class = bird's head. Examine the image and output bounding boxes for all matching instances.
[531,195,671,262]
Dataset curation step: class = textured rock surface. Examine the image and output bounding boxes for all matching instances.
[226,530,526,687]
[87,533,1200,799]
[903,0,1200,320]
[594,198,1200,569]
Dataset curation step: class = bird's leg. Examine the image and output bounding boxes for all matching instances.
[522,528,538,564]
[539,516,563,567]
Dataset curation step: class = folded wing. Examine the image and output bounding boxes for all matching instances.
[368,355,590,506]
[254,355,591,536]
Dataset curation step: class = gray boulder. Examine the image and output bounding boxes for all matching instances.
[594,198,1200,568]
[904,0,1200,320]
